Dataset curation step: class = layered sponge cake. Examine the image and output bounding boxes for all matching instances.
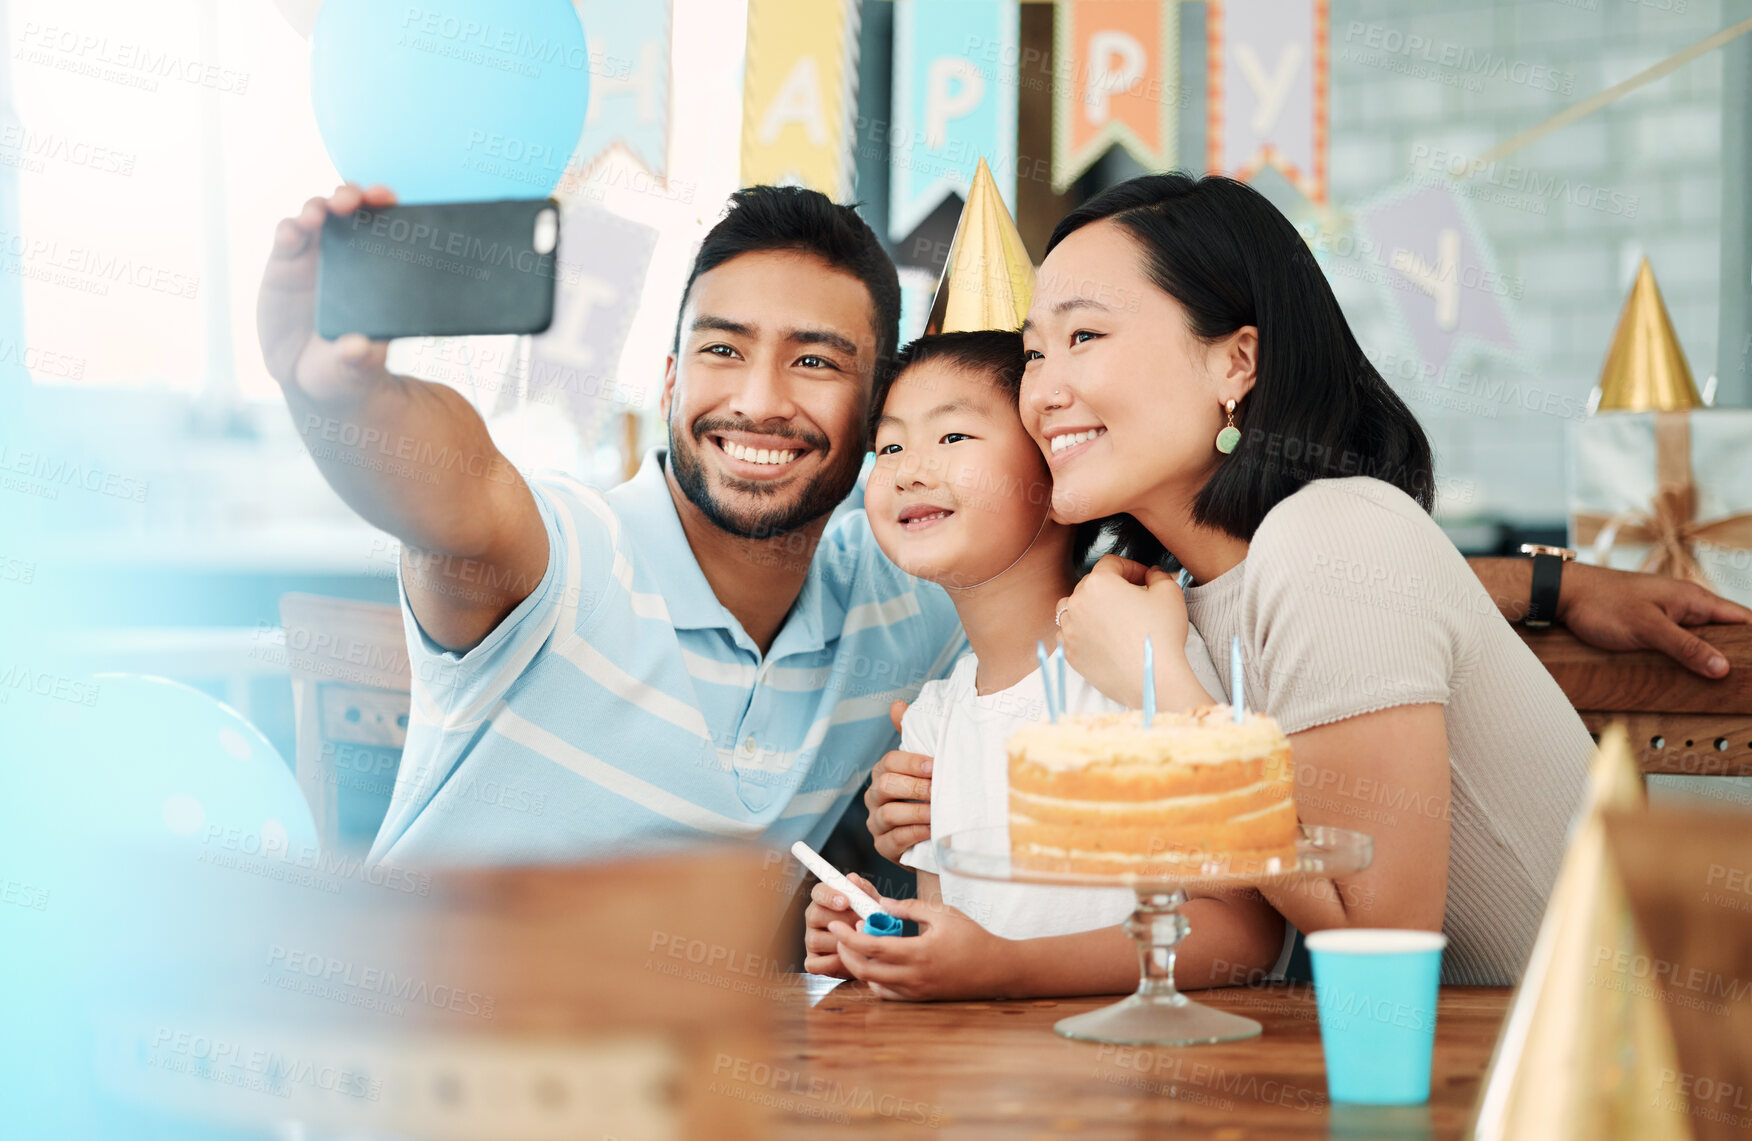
[1008,706,1299,876]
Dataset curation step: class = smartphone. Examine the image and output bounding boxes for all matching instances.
[316,198,560,340]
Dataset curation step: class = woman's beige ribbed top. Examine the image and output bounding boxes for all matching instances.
[1183,477,1592,985]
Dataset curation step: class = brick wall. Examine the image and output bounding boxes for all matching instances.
[1317,0,1726,524]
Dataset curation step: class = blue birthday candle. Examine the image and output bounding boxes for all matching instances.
[1052,644,1067,714]
[1036,641,1058,722]
[1231,635,1246,724]
[1142,635,1156,729]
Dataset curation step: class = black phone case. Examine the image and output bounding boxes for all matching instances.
[316,198,559,340]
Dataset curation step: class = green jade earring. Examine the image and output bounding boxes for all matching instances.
[1215,399,1241,454]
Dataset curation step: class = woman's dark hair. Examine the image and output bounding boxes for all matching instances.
[672,185,902,383]
[1045,173,1435,567]
[875,330,1107,566]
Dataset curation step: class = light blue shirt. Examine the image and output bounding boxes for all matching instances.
[369,449,966,866]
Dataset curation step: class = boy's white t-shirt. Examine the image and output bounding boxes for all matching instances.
[898,631,1297,979]
[895,655,1136,940]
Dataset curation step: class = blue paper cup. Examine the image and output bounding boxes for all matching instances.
[1306,929,1447,1105]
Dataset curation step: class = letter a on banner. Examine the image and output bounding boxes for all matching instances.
[1207,0,1328,204]
[741,0,861,200]
[1053,0,1179,193]
[889,0,1019,244]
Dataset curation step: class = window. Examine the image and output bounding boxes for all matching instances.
[5,0,750,422]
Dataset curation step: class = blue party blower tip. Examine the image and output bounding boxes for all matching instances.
[791,841,902,937]
[860,911,904,936]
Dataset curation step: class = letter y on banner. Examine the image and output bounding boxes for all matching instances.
[1207,0,1328,204]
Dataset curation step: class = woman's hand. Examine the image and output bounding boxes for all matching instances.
[802,872,883,978]
[826,895,1008,1002]
[1057,555,1202,708]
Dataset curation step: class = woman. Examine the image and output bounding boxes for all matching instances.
[858,174,1751,987]
[1019,172,1597,984]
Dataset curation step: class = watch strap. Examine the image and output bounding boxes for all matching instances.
[1525,552,1564,627]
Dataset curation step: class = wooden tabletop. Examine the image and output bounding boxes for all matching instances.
[746,978,1511,1140]
[1516,623,1752,716]
[1517,623,1752,775]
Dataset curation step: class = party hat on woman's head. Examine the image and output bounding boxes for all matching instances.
[925,158,1036,334]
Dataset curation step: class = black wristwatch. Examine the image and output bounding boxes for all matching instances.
[1519,544,1577,627]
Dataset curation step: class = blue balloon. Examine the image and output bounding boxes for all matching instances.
[0,674,322,1139]
[310,0,591,202]
[0,673,319,860]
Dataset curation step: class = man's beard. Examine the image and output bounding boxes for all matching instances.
[668,413,865,541]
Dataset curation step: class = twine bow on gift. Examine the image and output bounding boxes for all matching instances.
[1573,412,1752,588]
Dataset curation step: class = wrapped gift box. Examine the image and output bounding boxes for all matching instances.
[1568,409,1752,608]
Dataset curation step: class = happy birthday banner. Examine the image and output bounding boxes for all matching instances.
[1353,180,1518,373]
[1324,14,1752,385]
[493,201,659,439]
[571,0,672,179]
[1051,0,1179,193]
[740,0,862,201]
[888,0,1019,244]
[1207,0,1329,204]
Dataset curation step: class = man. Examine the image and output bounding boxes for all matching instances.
[257,182,1748,867]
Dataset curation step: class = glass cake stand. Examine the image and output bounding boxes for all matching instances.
[936,824,1372,1046]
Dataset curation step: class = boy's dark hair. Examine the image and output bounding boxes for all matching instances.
[671,185,902,387]
[1046,172,1435,567]
[874,330,1110,568]
[871,330,1026,439]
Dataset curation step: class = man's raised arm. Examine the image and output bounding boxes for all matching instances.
[257,184,547,652]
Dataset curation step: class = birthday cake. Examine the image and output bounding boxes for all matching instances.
[1007,706,1299,875]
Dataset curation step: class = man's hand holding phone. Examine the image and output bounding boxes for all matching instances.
[257,182,398,404]
[254,183,549,655]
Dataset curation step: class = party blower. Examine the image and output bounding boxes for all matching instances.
[790,842,903,936]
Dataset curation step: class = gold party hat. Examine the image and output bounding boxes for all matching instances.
[1595,259,1704,412]
[924,158,1035,334]
[1468,724,1692,1141]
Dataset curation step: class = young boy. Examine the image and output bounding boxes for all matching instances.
[801,331,1289,1000]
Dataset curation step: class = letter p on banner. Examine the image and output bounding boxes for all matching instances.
[1052,0,1180,193]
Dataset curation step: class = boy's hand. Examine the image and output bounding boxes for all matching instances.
[257,182,398,403]
[802,872,881,978]
[865,700,933,863]
[826,895,1006,1002]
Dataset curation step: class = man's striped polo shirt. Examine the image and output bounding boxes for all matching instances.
[368,448,967,866]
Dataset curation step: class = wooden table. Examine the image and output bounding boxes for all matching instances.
[747,978,1511,1140]
[1519,622,1752,775]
